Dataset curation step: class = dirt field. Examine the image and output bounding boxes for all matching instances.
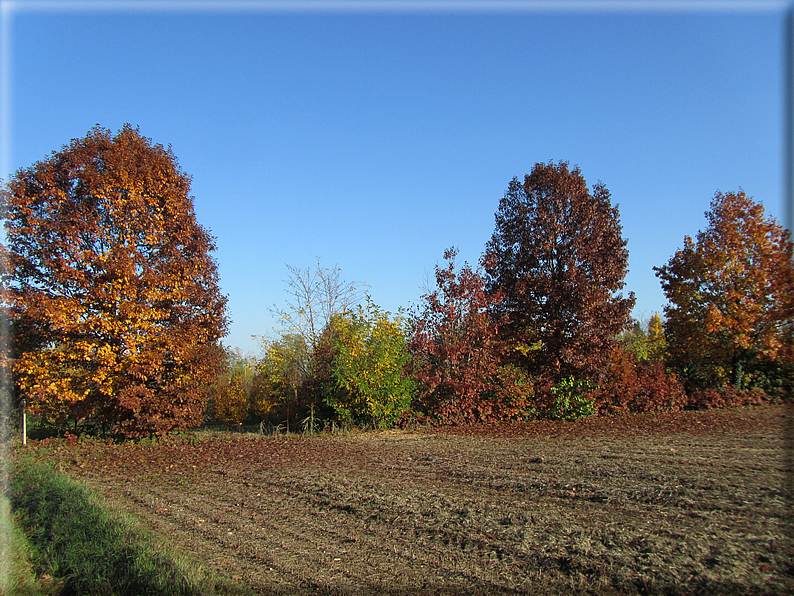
[19,405,794,595]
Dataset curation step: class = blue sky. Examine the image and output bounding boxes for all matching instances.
[2,1,788,354]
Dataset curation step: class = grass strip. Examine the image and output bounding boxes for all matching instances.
[9,460,247,596]
[1,494,53,595]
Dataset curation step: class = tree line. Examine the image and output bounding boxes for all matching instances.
[2,126,791,437]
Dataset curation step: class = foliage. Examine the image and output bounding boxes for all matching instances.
[619,313,667,363]
[544,376,596,421]
[10,461,234,595]
[409,247,532,424]
[593,348,688,415]
[248,373,278,422]
[480,363,537,422]
[327,298,415,429]
[655,190,794,393]
[213,374,247,424]
[2,125,229,437]
[211,348,258,424]
[255,333,311,428]
[225,347,257,399]
[259,261,366,428]
[483,161,635,386]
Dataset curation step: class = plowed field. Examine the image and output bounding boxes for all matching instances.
[21,405,794,595]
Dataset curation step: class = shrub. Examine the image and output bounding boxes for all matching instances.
[688,386,771,409]
[327,299,415,429]
[545,377,596,421]
[594,349,688,415]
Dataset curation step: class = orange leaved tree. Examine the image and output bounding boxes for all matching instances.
[2,125,229,437]
[655,190,793,396]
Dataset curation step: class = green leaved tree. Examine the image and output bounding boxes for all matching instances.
[327,298,415,429]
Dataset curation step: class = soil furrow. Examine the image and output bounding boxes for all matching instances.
[25,405,792,595]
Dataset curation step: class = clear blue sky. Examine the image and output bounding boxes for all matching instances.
[2,1,787,355]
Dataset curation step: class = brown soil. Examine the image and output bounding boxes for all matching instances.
[20,405,794,595]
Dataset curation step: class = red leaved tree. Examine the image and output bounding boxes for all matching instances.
[483,162,635,387]
[2,125,229,437]
[410,248,532,424]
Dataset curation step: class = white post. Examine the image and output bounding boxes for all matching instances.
[21,397,26,447]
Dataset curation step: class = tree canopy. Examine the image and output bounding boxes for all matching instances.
[327,298,414,429]
[2,125,229,437]
[9,129,785,437]
[655,190,793,394]
[483,161,635,384]
[409,248,532,423]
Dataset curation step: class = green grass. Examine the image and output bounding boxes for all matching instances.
[1,494,55,595]
[9,460,249,596]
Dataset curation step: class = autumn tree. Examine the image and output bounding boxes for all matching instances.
[213,374,248,424]
[225,346,257,398]
[409,247,532,424]
[483,161,635,386]
[270,259,366,354]
[249,373,277,422]
[263,261,366,422]
[1,125,229,437]
[212,347,257,424]
[619,312,666,363]
[655,190,794,395]
[327,298,414,429]
[647,312,666,362]
[256,333,311,430]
